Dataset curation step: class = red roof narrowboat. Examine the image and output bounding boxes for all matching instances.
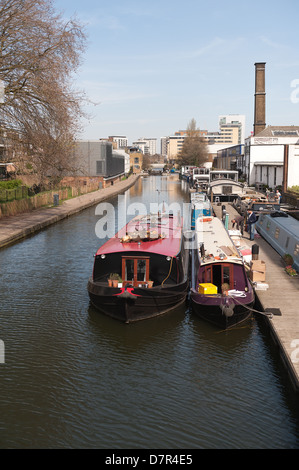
[87,213,190,323]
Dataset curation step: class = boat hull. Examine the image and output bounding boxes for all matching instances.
[190,291,254,329]
[88,279,189,323]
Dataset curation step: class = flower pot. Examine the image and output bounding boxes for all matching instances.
[147,281,153,288]
[108,279,113,287]
[112,280,118,287]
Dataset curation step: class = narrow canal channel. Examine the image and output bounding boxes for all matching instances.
[0,175,298,449]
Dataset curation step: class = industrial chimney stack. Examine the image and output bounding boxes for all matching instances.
[253,62,266,136]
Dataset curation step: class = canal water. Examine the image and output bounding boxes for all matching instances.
[0,175,298,449]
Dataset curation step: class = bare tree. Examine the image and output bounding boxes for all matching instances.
[0,0,87,181]
[178,119,209,167]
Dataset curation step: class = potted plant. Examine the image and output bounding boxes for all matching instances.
[283,253,294,266]
[285,265,297,276]
[109,273,120,287]
[221,283,230,296]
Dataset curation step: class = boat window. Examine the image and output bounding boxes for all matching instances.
[285,237,289,249]
[137,259,146,281]
[122,256,150,286]
[204,264,234,291]
[294,244,299,256]
[205,267,212,283]
[275,228,280,239]
[223,266,230,284]
[125,259,134,282]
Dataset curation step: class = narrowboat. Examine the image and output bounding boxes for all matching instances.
[190,192,213,230]
[190,216,255,329]
[208,170,244,203]
[256,211,299,272]
[87,213,190,323]
[191,167,210,192]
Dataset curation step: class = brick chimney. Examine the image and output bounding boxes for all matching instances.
[253,62,266,136]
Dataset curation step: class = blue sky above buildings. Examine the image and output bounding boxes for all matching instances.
[54,0,299,145]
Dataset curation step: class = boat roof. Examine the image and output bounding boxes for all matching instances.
[96,213,183,257]
[258,212,299,240]
[209,179,243,187]
[190,192,208,202]
[195,216,243,264]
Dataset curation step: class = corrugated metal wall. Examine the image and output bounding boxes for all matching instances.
[74,141,124,177]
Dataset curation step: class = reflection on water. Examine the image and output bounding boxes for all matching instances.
[0,175,298,449]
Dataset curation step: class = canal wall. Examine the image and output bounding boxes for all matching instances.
[0,174,140,249]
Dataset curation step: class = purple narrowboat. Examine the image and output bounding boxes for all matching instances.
[190,216,255,329]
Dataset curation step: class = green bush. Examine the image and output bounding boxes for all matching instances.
[288,186,299,195]
[0,179,23,189]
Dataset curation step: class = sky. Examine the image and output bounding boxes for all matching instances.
[54,0,299,147]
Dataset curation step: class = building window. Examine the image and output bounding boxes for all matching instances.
[122,256,150,287]
[96,161,104,174]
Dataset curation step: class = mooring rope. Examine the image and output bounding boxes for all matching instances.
[227,293,273,319]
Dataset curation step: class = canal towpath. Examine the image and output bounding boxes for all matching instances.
[213,201,299,393]
[0,174,140,249]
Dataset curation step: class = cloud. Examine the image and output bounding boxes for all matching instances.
[260,36,286,50]
[188,37,225,58]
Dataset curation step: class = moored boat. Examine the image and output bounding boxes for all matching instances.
[190,192,213,230]
[87,213,190,323]
[190,216,255,329]
[256,211,299,272]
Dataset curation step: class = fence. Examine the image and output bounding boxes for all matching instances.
[0,180,100,218]
[0,185,28,203]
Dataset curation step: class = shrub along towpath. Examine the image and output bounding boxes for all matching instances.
[0,174,140,249]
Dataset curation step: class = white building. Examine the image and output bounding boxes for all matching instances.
[218,114,246,145]
[132,140,148,154]
[244,126,299,190]
[108,135,128,149]
[132,138,157,155]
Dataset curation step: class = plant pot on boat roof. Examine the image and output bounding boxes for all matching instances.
[283,253,294,266]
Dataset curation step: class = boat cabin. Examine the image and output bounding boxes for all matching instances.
[193,216,250,294]
[256,212,299,272]
[92,214,188,288]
